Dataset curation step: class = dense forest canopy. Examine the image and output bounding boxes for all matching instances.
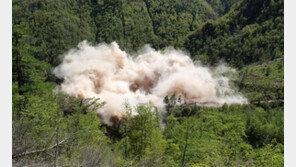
[12,0,240,67]
[12,0,284,166]
[185,0,284,68]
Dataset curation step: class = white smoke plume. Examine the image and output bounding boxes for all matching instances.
[53,41,247,125]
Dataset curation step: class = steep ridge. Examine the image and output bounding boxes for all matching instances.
[185,0,283,68]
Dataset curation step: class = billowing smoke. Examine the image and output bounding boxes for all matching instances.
[53,41,247,125]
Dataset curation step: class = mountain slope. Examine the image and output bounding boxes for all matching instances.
[12,0,240,68]
[185,0,283,68]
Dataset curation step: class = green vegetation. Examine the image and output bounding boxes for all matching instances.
[185,0,284,68]
[12,0,284,166]
[162,103,283,166]
[236,58,284,107]
[12,0,239,65]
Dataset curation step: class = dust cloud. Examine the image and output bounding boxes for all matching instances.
[53,41,247,125]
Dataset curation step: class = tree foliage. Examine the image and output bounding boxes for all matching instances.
[185,0,283,68]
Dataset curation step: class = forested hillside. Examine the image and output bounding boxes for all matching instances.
[13,0,239,67]
[12,0,284,166]
[185,0,283,68]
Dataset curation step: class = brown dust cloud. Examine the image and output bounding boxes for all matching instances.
[53,41,247,125]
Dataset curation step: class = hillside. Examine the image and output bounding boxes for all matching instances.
[236,58,284,106]
[185,0,283,68]
[12,0,240,66]
[12,0,284,166]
